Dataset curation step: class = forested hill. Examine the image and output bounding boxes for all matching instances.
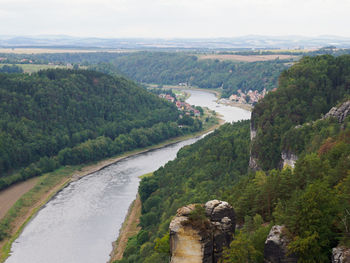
[117,55,350,263]
[251,54,350,170]
[0,69,202,189]
[91,52,288,97]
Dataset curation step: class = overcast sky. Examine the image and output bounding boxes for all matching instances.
[1,0,350,38]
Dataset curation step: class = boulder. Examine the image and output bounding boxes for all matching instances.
[264,225,297,263]
[169,200,235,263]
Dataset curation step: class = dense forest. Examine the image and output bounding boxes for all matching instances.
[117,55,350,263]
[0,69,202,191]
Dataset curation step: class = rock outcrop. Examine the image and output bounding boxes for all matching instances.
[324,100,350,123]
[249,122,260,171]
[169,200,235,263]
[250,122,257,141]
[281,151,298,169]
[264,225,297,263]
[332,246,350,263]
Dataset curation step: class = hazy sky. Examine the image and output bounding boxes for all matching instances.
[1,0,350,38]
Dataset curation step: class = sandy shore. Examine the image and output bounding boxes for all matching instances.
[0,177,39,220]
[109,195,141,262]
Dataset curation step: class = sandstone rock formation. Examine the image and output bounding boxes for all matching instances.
[332,246,350,263]
[169,200,235,263]
[281,151,298,169]
[249,122,260,171]
[250,122,257,141]
[264,225,297,263]
[324,100,350,123]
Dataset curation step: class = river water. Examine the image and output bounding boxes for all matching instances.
[6,90,250,263]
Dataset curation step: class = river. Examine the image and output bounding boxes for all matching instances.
[6,90,250,263]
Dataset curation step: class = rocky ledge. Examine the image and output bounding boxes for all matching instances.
[169,200,235,263]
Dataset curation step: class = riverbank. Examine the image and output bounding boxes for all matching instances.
[109,195,142,262]
[0,114,222,262]
[218,100,253,111]
[0,177,39,220]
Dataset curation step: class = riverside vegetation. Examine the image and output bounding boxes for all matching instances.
[0,68,206,241]
[117,55,350,263]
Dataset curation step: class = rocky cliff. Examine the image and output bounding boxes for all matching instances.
[323,100,350,123]
[169,200,235,263]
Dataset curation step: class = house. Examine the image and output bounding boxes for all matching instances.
[229,94,238,101]
[165,94,175,103]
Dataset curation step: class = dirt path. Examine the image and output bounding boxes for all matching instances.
[0,177,39,219]
[109,196,141,262]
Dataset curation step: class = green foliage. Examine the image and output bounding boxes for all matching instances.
[185,205,210,231]
[123,236,138,258]
[222,231,261,263]
[222,214,269,263]
[274,181,340,261]
[136,230,149,246]
[154,233,170,255]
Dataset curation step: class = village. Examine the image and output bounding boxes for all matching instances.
[219,87,277,106]
[158,93,201,117]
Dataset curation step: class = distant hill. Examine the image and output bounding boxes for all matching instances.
[1,35,350,49]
